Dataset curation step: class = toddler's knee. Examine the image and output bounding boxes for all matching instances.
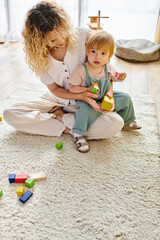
[123,92,131,104]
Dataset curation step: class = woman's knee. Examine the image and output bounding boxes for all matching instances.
[87,112,124,140]
[111,112,124,132]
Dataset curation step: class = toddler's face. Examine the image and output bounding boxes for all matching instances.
[87,48,110,68]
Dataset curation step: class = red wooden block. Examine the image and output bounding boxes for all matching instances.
[115,72,122,79]
[15,174,29,183]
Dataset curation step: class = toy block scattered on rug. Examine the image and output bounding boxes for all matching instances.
[8,174,16,183]
[0,189,3,197]
[0,116,2,121]
[101,96,114,111]
[56,141,63,150]
[25,178,35,188]
[16,186,25,197]
[8,171,46,203]
[30,171,47,181]
[19,190,33,204]
[15,174,28,183]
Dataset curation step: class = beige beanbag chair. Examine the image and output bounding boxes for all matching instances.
[115,39,160,62]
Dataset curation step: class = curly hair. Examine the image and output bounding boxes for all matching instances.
[85,30,115,58]
[22,0,78,75]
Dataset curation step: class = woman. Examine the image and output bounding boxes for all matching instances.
[3,0,124,139]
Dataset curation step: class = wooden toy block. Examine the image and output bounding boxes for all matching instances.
[91,82,98,86]
[16,186,25,197]
[91,85,99,93]
[8,174,16,183]
[19,190,33,204]
[101,96,114,111]
[56,141,63,150]
[115,72,122,79]
[0,116,2,121]
[0,189,3,197]
[30,171,47,181]
[15,174,29,183]
[25,178,35,188]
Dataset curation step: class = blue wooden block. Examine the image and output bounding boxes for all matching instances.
[8,174,16,183]
[19,190,33,204]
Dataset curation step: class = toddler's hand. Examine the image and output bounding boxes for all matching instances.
[115,72,127,81]
[106,92,113,99]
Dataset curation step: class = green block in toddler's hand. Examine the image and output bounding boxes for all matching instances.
[56,141,63,150]
[91,85,99,93]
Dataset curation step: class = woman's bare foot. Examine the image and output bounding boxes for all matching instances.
[56,113,71,134]
[48,107,64,122]
[48,106,71,134]
[63,127,71,134]
[55,111,64,122]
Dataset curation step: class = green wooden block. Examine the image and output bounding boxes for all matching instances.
[25,178,35,188]
[91,85,99,93]
[56,141,63,150]
[0,189,3,197]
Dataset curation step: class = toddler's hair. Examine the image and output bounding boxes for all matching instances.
[85,30,115,57]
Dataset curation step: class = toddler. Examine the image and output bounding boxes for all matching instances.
[68,30,141,152]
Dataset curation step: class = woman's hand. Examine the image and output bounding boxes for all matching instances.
[81,92,103,112]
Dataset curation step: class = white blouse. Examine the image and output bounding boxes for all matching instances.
[40,28,90,105]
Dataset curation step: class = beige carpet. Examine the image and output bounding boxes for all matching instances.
[0,80,160,240]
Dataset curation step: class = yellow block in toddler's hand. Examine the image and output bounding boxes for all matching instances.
[101,96,114,111]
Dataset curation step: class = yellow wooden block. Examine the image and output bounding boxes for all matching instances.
[16,186,25,197]
[101,96,114,111]
[0,116,2,121]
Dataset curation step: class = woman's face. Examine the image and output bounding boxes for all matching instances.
[47,29,67,49]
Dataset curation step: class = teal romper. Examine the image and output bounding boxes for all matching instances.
[72,64,136,136]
